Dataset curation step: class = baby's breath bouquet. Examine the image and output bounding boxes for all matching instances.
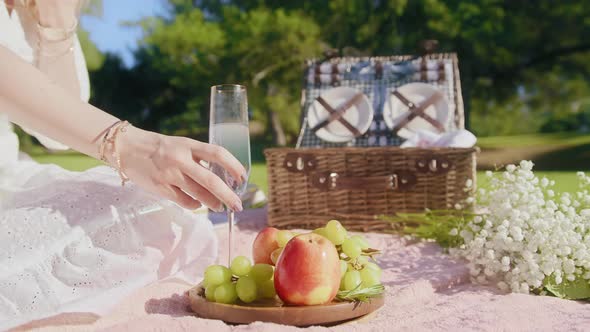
[384,160,590,300]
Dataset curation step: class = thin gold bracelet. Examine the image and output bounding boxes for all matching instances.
[98,120,131,186]
[98,120,123,162]
[111,121,131,186]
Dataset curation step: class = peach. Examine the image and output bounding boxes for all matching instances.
[252,227,280,264]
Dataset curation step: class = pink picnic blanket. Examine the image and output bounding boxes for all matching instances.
[12,208,589,331]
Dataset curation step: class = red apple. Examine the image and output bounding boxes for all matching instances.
[274,233,341,305]
[252,227,280,264]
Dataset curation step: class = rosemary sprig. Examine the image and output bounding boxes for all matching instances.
[335,284,385,302]
[379,209,477,249]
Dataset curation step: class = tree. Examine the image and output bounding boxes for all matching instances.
[89,0,590,139]
[194,0,590,135]
[127,3,322,145]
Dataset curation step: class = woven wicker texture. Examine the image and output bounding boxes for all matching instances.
[265,147,477,231]
[265,52,474,231]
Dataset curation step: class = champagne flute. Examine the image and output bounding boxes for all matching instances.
[209,84,251,265]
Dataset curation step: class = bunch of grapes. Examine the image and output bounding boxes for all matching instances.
[314,220,382,292]
[201,219,382,304]
[202,257,276,304]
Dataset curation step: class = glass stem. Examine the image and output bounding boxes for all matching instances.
[227,209,235,266]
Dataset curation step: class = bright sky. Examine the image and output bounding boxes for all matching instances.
[80,0,169,67]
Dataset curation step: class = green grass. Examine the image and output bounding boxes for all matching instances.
[29,131,590,196]
[250,163,267,193]
[33,152,104,171]
[31,151,271,192]
[477,171,579,194]
[478,132,590,149]
[31,152,581,195]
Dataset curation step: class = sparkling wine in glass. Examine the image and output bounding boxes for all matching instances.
[209,84,251,265]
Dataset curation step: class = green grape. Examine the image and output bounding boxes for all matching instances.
[339,260,348,276]
[342,271,362,291]
[360,267,381,288]
[342,238,362,259]
[313,227,328,238]
[204,285,217,302]
[236,276,258,303]
[347,262,356,272]
[250,264,274,283]
[204,265,232,287]
[230,256,252,277]
[365,262,382,277]
[259,279,277,299]
[214,282,238,304]
[325,220,347,245]
[277,230,295,247]
[339,277,346,291]
[270,247,283,265]
[356,255,369,265]
[350,235,370,250]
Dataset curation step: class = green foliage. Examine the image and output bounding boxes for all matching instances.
[541,106,590,134]
[545,275,590,300]
[108,3,323,144]
[335,284,385,303]
[86,0,589,140]
[78,0,105,71]
[381,210,471,249]
[77,28,105,71]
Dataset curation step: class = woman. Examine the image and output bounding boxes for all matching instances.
[0,0,243,328]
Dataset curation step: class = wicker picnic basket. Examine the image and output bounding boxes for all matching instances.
[264,52,477,231]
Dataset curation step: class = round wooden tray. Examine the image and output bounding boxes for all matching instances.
[188,285,384,326]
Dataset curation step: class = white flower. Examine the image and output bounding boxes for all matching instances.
[519,160,534,171]
[497,281,509,291]
[452,160,590,295]
[501,256,511,266]
[563,260,575,274]
[449,228,458,236]
[465,179,473,188]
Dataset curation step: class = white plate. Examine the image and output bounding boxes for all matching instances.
[383,83,449,139]
[308,87,373,143]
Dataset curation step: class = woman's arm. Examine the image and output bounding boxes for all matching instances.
[15,0,82,98]
[0,45,245,212]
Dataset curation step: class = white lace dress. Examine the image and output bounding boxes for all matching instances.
[0,5,217,330]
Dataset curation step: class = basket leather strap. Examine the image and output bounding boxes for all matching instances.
[311,171,417,192]
[391,90,445,134]
[311,93,364,137]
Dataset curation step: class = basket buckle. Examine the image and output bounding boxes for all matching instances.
[415,155,452,174]
[283,153,317,173]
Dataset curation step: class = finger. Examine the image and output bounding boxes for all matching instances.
[165,185,202,210]
[176,174,224,212]
[191,141,247,184]
[183,164,243,212]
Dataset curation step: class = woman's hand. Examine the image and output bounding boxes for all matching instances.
[116,125,246,212]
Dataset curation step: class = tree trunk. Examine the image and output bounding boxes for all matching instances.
[266,84,287,146]
[270,111,287,146]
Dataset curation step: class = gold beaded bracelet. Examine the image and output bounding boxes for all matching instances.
[98,120,131,186]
